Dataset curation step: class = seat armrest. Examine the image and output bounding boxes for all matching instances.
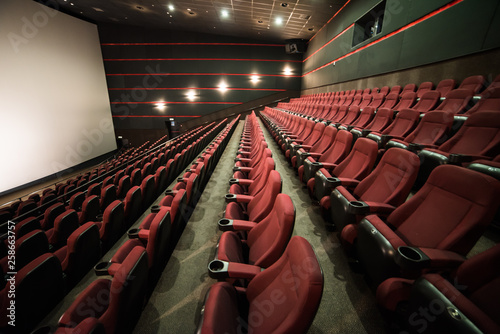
[419,248,466,269]
[308,152,322,158]
[448,153,490,164]
[235,158,251,163]
[236,150,251,156]
[363,202,396,215]
[208,260,262,280]
[336,177,360,188]
[233,166,252,173]
[224,194,254,203]
[319,162,339,170]
[229,178,253,186]
[299,144,313,151]
[218,218,257,231]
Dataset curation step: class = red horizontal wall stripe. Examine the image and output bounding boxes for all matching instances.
[108,87,286,91]
[102,42,283,47]
[113,115,201,118]
[309,0,352,43]
[111,101,242,105]
[104,58,301,63]
[304,0,464,76]
[303,23,354,62]
[106,73,301,78]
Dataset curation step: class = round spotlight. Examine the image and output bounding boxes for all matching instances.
[281,3,288,7]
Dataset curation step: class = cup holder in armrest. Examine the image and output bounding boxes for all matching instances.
[234,158,242,162]
[150,205,160,213]
[347,201,370,215]
[208,260,229,279]
[127,228,141,238]
[218,218,234,231]
[395,246,430,270]
[233,166,241,172]
[325,176,341,188]
[94,261,111,276]
[225,194,237,203]
[164,189,174,196]
[229,178,238,185]
[95,214,103,222]
[177,177,185,183]
[312,162,321,166]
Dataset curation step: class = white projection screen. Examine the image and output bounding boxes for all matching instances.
[0,0,116,195]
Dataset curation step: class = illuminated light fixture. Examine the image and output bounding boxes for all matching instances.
[250,75,260,83]
[168,4,174,11]
[186,90,197,101]
[275,17,283,25]
[221,9,229,18]
[218,82,228,92]
[155,102,167,110]
[283,67,293,76]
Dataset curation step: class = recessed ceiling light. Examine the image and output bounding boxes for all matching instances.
[187,8,191,11]
[308,27,314,31]
[168,4,174,11]
[258,20,263,24]
[188,11,195,15]
[70,2,74,5]
[136,6,144,10]
[221,9,229,18]
[281,3,288,7]
[275,17,283,25]
[92,7,103,12]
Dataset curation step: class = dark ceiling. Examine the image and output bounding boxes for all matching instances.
[41,0,349,42]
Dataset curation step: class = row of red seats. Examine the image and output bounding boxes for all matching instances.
[45,117,240,334]
[260,107,500,333]
[197,112,324,334]
[0,119,235,334]
[281,75,500,120]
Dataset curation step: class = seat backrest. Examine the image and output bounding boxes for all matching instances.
[12,229,49,271]
[349,106,375,128]
[436,88,474,114]
[465,86,500,115]
[438,110,500,157]
[246,236,323,334]
[411,90,441,113]
[389,165,500,254]
[247,157,275,196]
[141,175,156,208]
[340,106,361,125]
[303,121,325,146]
[63,222,101,286]
[404,110,454,145]
[379,92,399,109]
[354,148,419,206]
[401,83,416,95]
[100,200,125,248]
[435,78,456,97]
[394,92,416,110]
[416,81,434,98]
[389,85,402,95]
[116,175,131,199]
[363,108,393,132]
[247,170,282,223]
[247,193,295,267]
[41,202,66,230]
[368,93,385,109]
[100,184,117,210]
[87,182,101,198]
[459,75,485,94]
[146,207,171,270]
[381,109,420,137]
[104,246,149,334]
[333,138,378,180]
[11,253,65,332]
[51,209,80,249]
[319,130,352,164]
[79,195,100,224]
[154,166,168,195]
[308,125,337,155]
[68,191,86,211]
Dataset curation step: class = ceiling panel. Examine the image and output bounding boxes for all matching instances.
[36,0,349,42]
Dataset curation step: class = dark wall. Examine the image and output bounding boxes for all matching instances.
[302,0,500,90]
[98,24,302,136]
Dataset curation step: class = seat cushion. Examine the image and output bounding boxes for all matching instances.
[199,282,240,334]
